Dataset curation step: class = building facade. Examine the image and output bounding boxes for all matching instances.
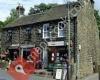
[1,0,100,79]
[0,32,1,51]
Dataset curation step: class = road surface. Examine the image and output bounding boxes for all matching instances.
[0,70,55,80]
[82,73,99,80]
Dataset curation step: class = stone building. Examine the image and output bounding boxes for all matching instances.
[0,32,1,52]
[1,0,100,80]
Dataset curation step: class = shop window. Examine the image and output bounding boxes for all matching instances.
[58,22,65,37]
[43,23,50,38]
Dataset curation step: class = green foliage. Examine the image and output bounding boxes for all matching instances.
[28,7,40,15]
[0,60,8,70]
[28,3,58,15]
[94,10,100,38]
[94,10,100,26]
[0,21,4,31]
[0,21,4,28]
[4,9,18,26]
[34,3,58,12]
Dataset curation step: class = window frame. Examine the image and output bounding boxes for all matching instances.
[43,23,50,39]
[58,21,65,37]
[25,27,32,41]
[7,30,12,42]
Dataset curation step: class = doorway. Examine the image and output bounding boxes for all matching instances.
[48,46,68,64]
[9,49,19,60]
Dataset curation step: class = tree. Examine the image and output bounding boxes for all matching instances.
[94,10,100,38]
[28,3,58,15]
[4,9,18,26]
[28,7,40,15]
[94,10,100,26]
[0,21,4,28]
[0,21,4,32]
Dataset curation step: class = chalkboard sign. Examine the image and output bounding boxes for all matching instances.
[55,69,62,79]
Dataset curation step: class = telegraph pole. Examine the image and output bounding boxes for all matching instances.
[67,0,71,80]
[16,3,22,60]
[63,0,71,80]
[18,3,21,57]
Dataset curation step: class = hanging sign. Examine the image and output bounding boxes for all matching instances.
[48,41,64,46]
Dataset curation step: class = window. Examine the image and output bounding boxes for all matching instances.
[43,23,50,38]
[26,27,32,41]
[58,22,65,37]
[7,30,12,42]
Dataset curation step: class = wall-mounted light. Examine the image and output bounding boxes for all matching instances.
[78,44,81,51]
[66,42,69,46]
[38,29,41,34]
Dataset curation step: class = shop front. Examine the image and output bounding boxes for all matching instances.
[47,41,69,79]
[47,41,68,71]
[8,44,34,61]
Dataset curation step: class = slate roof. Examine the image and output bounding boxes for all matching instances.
[5,2,80,28]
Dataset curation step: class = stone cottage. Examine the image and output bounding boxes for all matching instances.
[1,0,100,79]
[0,32,1,52]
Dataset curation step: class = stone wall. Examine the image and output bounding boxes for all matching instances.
[0,32,1,48]
[77,0,100,79]
[1,19,76,49]
[1,20,66,49]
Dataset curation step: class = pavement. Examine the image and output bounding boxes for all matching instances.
[0,69,14,80]
[0,69,55,80]
[29,74,55,80]
[0,69,99,80]
[81,73,99,80]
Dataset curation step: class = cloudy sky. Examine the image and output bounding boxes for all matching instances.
[0,0,100,21]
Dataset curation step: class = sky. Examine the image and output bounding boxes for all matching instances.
[0,0,100,21]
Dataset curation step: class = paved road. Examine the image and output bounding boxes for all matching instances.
[0,70,98,80]
[82,73,99,80]
[0,70,55,80]
[0,70,14,80]
[29,74,55,80]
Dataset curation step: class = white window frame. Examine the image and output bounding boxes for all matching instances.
[43,23,50,39]
[58,21,65,37]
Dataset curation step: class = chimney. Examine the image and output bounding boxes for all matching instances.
[16,3,25,17]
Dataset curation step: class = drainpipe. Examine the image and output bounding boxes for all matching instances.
[76,44,81,80]
[67,1,71,80]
